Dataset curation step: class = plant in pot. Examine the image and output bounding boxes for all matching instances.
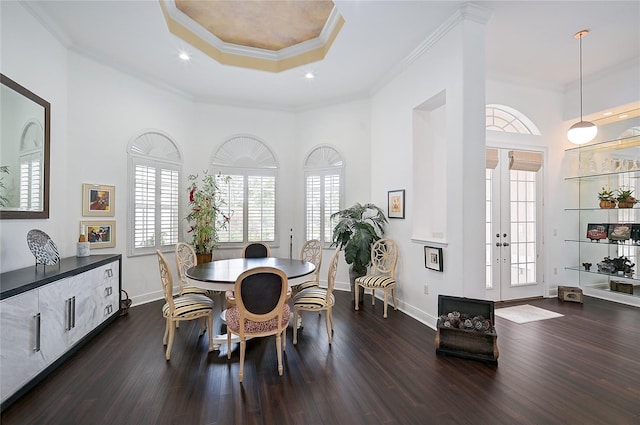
[616,187,637,209]
[185,171,230,263]
[330,202,387,304]
[597,187,616,209]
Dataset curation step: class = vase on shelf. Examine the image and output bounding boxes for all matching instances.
[599,200,616,209]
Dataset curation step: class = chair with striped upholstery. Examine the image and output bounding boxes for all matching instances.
[292,239,322,294]
[292,247,340,345]
[242,242,271,258]
[226,266,290,382]
[354,238,399,318]
[156,250,214,360]
[175,242,213,298]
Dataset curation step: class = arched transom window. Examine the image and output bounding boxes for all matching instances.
[304,145,344,246]
[127,130,182,256]
[486,104,540,135]
[212,135,278,245]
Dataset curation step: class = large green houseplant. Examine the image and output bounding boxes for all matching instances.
[331,202,387,302]
[185,171,230,262]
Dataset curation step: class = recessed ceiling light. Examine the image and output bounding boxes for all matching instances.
[304,72,315,79]
[178,51,191,61]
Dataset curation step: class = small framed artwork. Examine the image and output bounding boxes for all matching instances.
[82,184,115,217]
[586,223,608,241]
[608,223,631,242]
[388,189,405,219]
[425,246,443,272]
[81,221,116,249]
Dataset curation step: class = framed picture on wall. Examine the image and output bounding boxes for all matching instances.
[81,220,116,248]
[82,183,115,217]
[388,189,405,219]
[425,246,443,272]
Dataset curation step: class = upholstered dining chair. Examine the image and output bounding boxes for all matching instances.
[225,267,290,382]
[175,242,212,297]
[156,250,214,360]
[242,242,270,258]
[292,247,340,345]
[292,239,322,294]
[354,238,399,318]
[227,242,272,307]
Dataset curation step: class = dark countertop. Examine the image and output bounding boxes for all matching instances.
[0,254,122,300]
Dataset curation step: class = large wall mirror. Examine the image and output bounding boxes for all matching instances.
[0,73,50,219]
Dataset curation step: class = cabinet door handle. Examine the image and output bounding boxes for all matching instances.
[33,313,41,352]
[503,242,510,247]
[65,298,71,331]
[71,296,76,329]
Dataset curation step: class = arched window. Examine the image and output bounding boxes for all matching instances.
[127,130,182,256]
[212,135,278,245]
[19,121,44,210]
[304,145,344,246]
[486,104,540,135]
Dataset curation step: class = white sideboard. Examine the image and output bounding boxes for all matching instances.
[0,254,121,410]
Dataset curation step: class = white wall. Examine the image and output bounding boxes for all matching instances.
[0,1,68,271]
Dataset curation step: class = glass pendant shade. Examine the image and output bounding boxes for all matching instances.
[567,120,598,144]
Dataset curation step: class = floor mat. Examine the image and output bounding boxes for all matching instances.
[494,304,564,324]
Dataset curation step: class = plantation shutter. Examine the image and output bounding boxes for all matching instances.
[306,175,321,241]
[324,173,341,243]
[133,164,156,249]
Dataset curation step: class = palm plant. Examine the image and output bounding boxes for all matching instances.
[331,202,387,275]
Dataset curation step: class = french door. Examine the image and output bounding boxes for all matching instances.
[486,148,544,301]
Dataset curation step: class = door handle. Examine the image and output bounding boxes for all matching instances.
[503,242,510,247]
[33,313,41,352]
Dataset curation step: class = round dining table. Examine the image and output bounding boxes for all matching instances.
[185,257,316,350]
[185,257,316,291]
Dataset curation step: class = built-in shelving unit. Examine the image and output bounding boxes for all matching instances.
[564,114,640,305]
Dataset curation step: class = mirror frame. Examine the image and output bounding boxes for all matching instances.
[0,73,50,219]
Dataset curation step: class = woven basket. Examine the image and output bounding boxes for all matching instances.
[120,289,132,316]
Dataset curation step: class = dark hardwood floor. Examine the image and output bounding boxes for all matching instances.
[2,291,639,425]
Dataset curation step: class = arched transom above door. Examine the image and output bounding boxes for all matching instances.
[159,0,344,73]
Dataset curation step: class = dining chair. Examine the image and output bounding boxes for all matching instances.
[156,250,214,360]
[242,242,271,258]
[354,238,399,318]
[175,242,212,297]
[226,242,272,307]
[225,266,290,382]
[292,247,340,345]
[292,239,322,294]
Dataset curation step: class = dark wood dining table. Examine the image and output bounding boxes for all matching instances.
[185,257,316,349]
[185,257,316,291]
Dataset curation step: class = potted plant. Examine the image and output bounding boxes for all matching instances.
[616,187,637,209]
[185,171,230,263]
[598,187,616,209]
[331,202,387,303]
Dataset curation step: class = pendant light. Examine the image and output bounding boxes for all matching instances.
[567,29,597,145]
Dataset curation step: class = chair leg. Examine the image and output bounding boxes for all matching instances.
[293,307,299,345]
[355,284,360,310]
[391,287,398,311]
[383,289,388,318]
[199,317,206,336]
[239,338,246,382]
[163,318,170,345]
[276,333,283,376]
[325,309,332,345]
[371,288,376,305]
[166,320,175,360]
[207,313,214,352]
[227,330,232,359]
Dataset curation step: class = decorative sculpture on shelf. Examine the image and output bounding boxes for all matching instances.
[27,229,60,267]
[582,262,592,271]
[597,255,634,276]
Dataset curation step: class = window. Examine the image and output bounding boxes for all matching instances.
[304,146,343,246]
[486,104,540,135]
[19,121,44,210]
[127,131,182,256]
[212,136,277,245]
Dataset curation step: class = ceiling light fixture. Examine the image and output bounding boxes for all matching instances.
[567,29,597,145]
[304,72,315,80]
[178,51,191,61]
